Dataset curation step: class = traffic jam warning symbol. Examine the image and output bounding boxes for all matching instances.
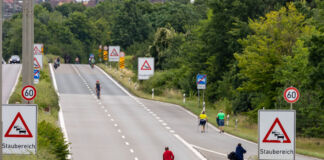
[34,57,41,69]
[141,60,152,70]
[263,118,291,143]
[110,48,119,56]
[5,112,33,138]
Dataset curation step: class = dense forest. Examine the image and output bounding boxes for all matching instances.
[3,0,324,137]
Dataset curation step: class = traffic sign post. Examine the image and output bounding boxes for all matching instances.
[283,87,300,110]
[109,46,120,62]
[259,110,295,160]
[33,70,40,84]
[138,57,154,80]
[2,104,37,154]
[21,85,37,103]
[119,52,125,69]
[196,74,207,90]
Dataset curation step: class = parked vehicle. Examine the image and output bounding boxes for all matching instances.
[9,55,20,64]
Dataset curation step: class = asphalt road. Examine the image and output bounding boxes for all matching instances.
[53,64,200,160]
[2,64,21,104]
[52,64,321,160]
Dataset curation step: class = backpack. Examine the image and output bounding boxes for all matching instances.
[227,151,237,160]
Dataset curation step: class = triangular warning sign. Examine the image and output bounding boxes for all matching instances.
[262,118,291,143]
[34,46,42,55]
[110,48,119,56]
[5,112,33,138]
[34,57,41,69]
[141,60,151,70]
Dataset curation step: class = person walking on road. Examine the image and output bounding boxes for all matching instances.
[95,80,101,99]
[217,110,225,133]
[163,147,174,160]
[235,143,246,160]
[199,111,207,133]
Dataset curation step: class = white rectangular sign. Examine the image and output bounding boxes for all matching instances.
[109,46,120,62]
[259,110,295,160]
[138,57,154,80]
[2,104,37,154]
[34,55,43,69]
[34,44,43,55]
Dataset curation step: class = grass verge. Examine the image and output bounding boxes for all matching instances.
[98,63,324,159]
[6,55,69,160]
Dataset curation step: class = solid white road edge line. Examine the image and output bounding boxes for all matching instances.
[191,144,227,157]
[174,134,207,160]
[96,65,207,160]
[96,65,256,146]
[49,63,72,159]
[173,102,256,145]
[6,65,22,104]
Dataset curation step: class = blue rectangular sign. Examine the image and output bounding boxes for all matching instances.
[34,70,40,79]
[196,74,207,89]
[196,74,207,85]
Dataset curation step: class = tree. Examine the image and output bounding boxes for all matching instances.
[111,0,151,48]
[234,3,317,110]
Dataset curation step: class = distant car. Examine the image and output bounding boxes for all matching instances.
[9,55,20,64]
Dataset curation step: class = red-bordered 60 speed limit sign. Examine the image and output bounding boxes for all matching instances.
[22,85,37,101]
[284,87,300,103]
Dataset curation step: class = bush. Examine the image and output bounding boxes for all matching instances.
[38,121,69,160]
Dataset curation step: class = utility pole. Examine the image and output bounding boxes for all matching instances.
[0,0,3,157]
[22,0,34,103]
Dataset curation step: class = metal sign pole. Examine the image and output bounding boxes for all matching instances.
[198,89,200,108]
[290,103,293,110]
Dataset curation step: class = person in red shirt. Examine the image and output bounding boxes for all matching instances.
[163,147,175,160]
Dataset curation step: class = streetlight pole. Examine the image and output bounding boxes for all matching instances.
[22,0,34,104]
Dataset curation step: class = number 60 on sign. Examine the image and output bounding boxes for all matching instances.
[283,87,299,103]
[22,85,37,101]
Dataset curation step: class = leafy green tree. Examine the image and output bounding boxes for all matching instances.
[235,3,316,111]
[111,0,151,48]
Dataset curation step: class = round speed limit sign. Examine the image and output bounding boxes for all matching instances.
[283,87,300,103]
[22,85,37,101]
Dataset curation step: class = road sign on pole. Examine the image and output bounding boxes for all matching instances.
[283,87,300,103]
[138,57,154,80]
[103,45,108,61]
[33,44,43,55]
[21,85,37,101]
[109,46,120,62]
[34,70,40,84]
[119,52,125,69]
[2,104,37,154]
[196,74,207,90]
[259,110,295,160]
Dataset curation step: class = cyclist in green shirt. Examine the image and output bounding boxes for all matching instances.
[217,110,225,133]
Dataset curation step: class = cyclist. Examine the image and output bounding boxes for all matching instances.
[90,57,95,68]
[95,80,101,99]
[199,111,207,133]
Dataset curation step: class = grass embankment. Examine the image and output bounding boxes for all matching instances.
[98,62,324,159]
[6,55,69,160]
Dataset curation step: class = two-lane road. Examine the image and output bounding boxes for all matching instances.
[53,64,200,160]
[52,64,320,160]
